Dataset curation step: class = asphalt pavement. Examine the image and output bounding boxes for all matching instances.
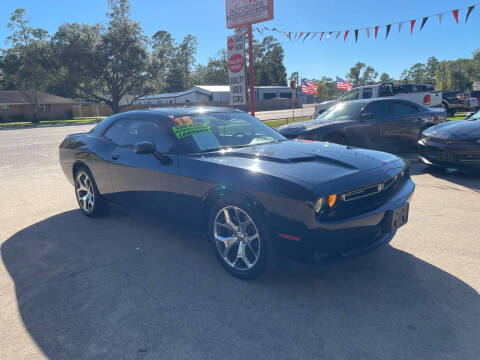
[0,124,479,360]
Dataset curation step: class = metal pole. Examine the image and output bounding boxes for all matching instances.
[248,25,255,116]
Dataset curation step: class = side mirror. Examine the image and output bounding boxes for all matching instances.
[359,113,373,121]
[134,141,155,154]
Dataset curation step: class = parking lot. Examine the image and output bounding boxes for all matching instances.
[1,124,479,359]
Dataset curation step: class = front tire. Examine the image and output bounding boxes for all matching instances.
[74,167,107,217]
[208,201,277,279]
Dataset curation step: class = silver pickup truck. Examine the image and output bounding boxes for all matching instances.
[314,83,442,117]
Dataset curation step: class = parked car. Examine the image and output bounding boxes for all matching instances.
[280,99,446,152]
[59,107,414,279]
[314,83,442,116]
[418,110,480,170]
[441,91,479,116]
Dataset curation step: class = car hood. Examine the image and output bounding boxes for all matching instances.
[278,119,356,136]
[194,140,403,191]
[424,120,480,141]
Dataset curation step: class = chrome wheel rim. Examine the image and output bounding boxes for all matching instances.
[213,206,261,271]
[76,172,95,213]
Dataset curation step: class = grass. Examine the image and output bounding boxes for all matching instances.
[447,112,467,121]
[264,116,312,128]
[0,117,106,129]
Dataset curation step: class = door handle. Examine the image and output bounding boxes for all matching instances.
[111,154,119,160]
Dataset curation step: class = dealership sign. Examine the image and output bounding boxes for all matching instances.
[227,34,246,105]
[226,0,274,29]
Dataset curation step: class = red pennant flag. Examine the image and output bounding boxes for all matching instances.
[344,30,349,41]
[452,9,459,24]
[319,32,324,41]
[410,19,416,34]
[374,26,379,39]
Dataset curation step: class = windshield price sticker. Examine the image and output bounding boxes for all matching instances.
[172,116,194,126]
[172,124,211,139]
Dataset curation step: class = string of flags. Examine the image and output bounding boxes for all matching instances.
[255,4,478,43]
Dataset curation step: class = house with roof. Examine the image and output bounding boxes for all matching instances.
[135,85,299,106]
[0,90,75,122]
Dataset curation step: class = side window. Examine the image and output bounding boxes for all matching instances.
[392,102,418,116]
[364,101,392,119]
[341,89,359,102]
[362,88,373,99]
[104,118,172,152]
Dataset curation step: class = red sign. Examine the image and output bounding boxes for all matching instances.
[228,53,245,73]
[227,37,235,51]
[226,0,274,29]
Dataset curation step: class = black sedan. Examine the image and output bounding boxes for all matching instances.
[60,107,414,279]
[418,111,480,170]
[279,99,446,152]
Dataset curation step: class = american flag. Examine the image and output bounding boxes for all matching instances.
[301,79,318,95]
[336,76,353,90]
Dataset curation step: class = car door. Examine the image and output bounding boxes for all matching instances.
[355,100,394,150]
[101,114,179,215]
[387,101,424,148]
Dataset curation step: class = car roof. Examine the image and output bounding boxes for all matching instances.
[126,106,244,118]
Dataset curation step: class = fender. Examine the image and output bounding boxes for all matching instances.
[201,185,270,223]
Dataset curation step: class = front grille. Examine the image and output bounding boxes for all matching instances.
[324,172,407,220]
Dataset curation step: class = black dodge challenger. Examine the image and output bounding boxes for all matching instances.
[60,107,414,279]
[418,111,480,170]
[279,99,446,152]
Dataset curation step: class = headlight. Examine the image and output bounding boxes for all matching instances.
[418,138,427,146]
[314,197,324,213]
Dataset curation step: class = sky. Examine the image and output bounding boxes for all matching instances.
[0,0,479,81]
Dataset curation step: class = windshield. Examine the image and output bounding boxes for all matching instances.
[171,111,285,153]
[316,102,366,121]
[470,110,480,120]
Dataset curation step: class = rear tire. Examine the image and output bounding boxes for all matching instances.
[208,200,278,279]
[74,167,108,217]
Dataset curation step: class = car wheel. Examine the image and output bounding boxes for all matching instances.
[74,167,107,217]
[324,133,348,145]
[208,202,277,279]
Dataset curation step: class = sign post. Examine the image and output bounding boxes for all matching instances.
[226,0,274,116]
[247,25,255,116]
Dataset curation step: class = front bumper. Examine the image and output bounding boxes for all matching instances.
[417,138,480,169]
[275,178,415,263]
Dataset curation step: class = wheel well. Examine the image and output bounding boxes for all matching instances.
[72,161,90,178]
[201,188,268,225]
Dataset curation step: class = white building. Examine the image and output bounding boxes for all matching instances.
[135,85,297,105]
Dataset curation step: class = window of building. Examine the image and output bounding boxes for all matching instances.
[263,93,276,100]
[39,104,52,111]
[279,93,292,99]
[1,104,9,112]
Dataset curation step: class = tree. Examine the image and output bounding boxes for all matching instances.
[315,82,329,98]
[257,36,287,86]
[200,50,229,85]
[39,0,149,113]
[5,8,50,122]
[425,56,439,85]
[177,34,198,89]
[360,66,378,85]
[149,30,176,92]
[346,62,365,87]
[165,60,185,92]
[379,72,394,83]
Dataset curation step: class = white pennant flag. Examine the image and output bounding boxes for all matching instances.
[335,31,341,39]
[398,22,404,33]
[438,13,443,24]
[326,31,333,39]
[365,28,370,39]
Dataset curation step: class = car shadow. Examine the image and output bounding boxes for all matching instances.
[2,209,479,359]
[424,166,480,192]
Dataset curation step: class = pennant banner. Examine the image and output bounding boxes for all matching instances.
[255,3,478,44]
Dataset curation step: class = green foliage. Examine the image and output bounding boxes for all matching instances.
[177,34,199,89]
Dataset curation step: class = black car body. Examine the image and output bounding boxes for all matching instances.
[279,99,446,152]
[60,107,414,278]
[418,112,480,170]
